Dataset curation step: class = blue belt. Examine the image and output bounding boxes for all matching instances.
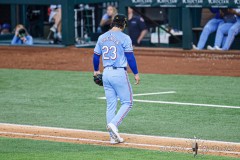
[104,66,127,70]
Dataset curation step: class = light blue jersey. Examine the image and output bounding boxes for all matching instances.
[94,30,133,68]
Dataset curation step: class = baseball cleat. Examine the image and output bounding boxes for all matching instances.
[207,45,215,50]
[215,46,223,51]
[50,26,57,33]
[107,123,122,143]
[110,137,124,144]
[192,44,199,50]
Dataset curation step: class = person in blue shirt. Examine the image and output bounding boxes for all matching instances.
[192,8,224,50]
[11,24,33,45]
[93,14,140,144]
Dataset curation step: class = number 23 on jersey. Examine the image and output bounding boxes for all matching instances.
[102,46,117,60]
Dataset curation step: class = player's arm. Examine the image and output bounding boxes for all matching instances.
[93,53,101,76]
[125,52,138,74]
[93,38,102,76]
[125,52,140,85]
[124,36,140,84]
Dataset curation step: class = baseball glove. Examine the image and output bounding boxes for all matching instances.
[93,74,103,86]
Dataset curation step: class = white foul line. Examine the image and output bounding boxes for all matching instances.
[1,123,239,145]
[97,91,240,109]
[1,131,239,155]
[133,99,240,109]
[98,91,176,100]
[133,91,176,96]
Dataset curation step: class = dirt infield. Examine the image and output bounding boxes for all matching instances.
[0,123,240,158]
[0,46,240,76]
[0,46,240,158]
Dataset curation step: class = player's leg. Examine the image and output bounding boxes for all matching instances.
[50,9,61,33]
[222,21,240,50]
[214,23,233,48]
[109,70,133,127]
[222,35,227,48]
[56,8,62,40]
[106,69,132,143]
[57,21,62,40]
[49,11,57,33]
[197,18,223,49]
[102,71,118,124]
[103,70,120,143]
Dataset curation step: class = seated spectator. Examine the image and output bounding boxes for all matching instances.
[192,8,224,50]
[210,9,240,51]
[128,7,148,46]
[1,23,11,35]
[207,9,237,50]
[11,24,33,45]
[99,5,118,33]
[49,5,62,41]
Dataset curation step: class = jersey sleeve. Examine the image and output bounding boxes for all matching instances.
[123,36,133,53]
[138,17,147,31]
[94,38,102,55]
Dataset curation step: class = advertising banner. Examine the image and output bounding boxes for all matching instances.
[155,0,181,7]
[130,0,239,8]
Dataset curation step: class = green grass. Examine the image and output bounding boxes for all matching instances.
[0,137,237,160]
[0,69,240,142]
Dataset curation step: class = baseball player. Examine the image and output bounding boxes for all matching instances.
[49,5,62,41]
[207,9,237,50]
[192,8,224,50]
[93,14,140,144]
[215,9,240,50]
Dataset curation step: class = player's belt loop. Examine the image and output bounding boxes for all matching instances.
[104,66,127,71]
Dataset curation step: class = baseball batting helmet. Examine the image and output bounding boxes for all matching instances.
[111,14,127,29]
